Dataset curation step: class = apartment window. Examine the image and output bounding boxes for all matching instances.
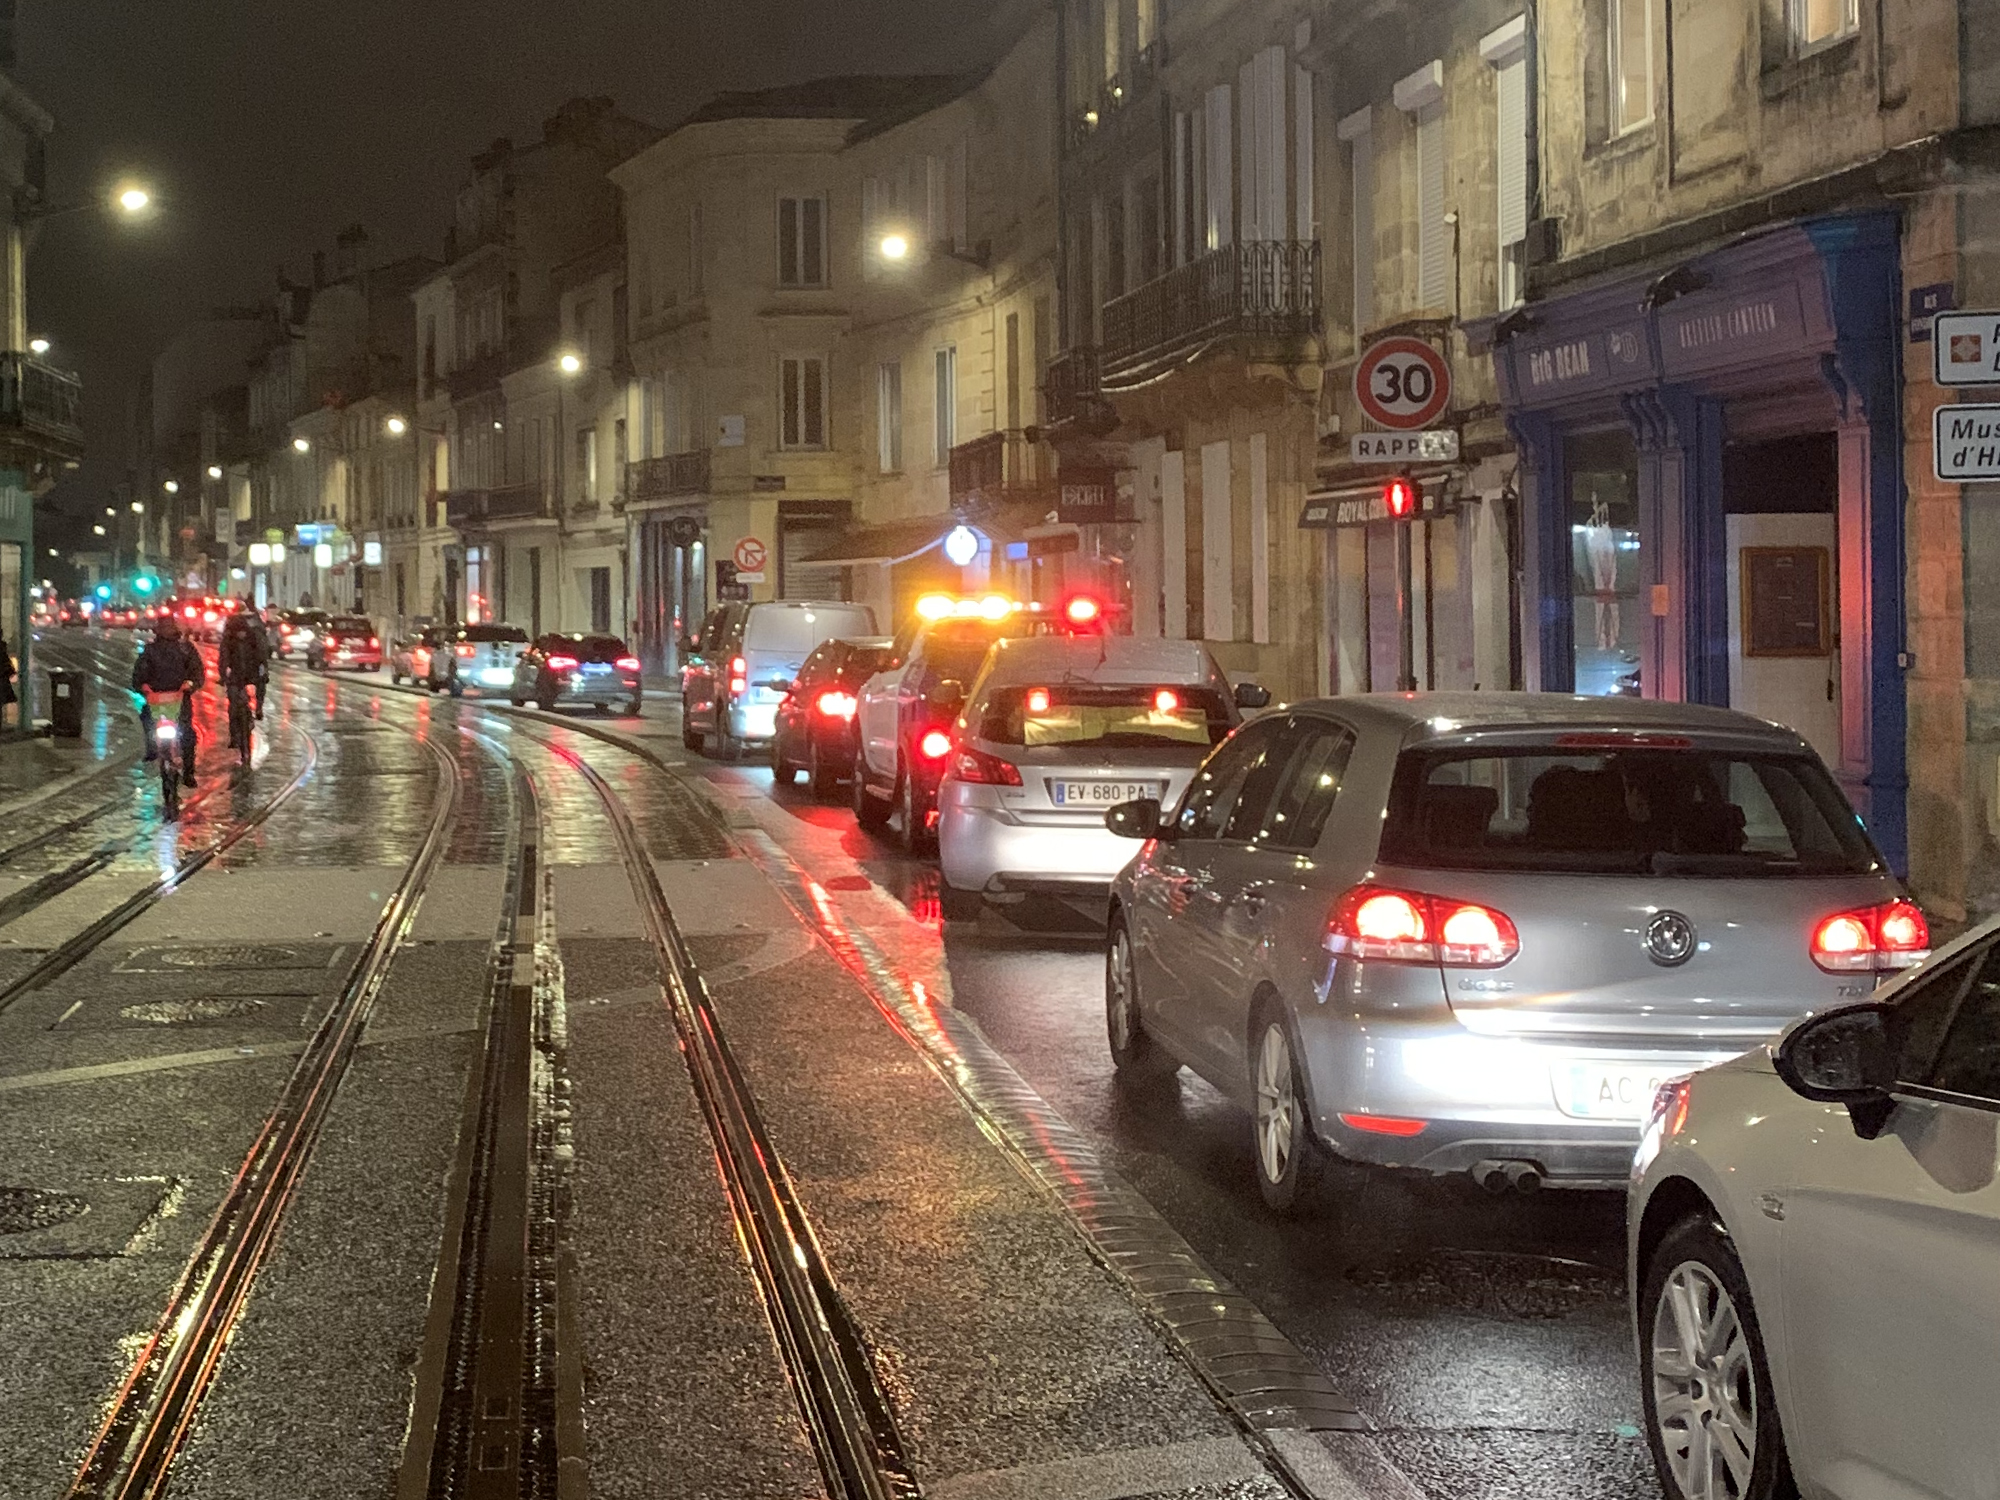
[1238,46,1286,242]
[1203,83,1233,251]
[1101,0,1120,83]
[1607,0,1652,134]
[1004,314,1022,431]
[877,361,903,473]
[1337,108,1373,334]
[1135,175,1162,285]
[1395,62,1448,313]
[577,426,597,503]
[572,298,595,364]
[780,356,827,448]
[1136,0,1157,54]
[1294,43,1315,242]
[1484,18,1530,310]
[778,196,827,287]
[925,146,969,253]
[1790,0,1857,51]
[613,416,627,495]
[934,346,957,467]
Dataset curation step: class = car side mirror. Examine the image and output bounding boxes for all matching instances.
[927,678,966,714]
[1234,681,1272,710]
[1774,1004,1897,1139]
[1106,797,1165,841]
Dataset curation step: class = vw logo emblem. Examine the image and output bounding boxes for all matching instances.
[1645,911,1697,967]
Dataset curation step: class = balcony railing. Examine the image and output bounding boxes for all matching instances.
[1100,241,1320,377]
[949,429,1054,512]
[0,351,83,460]
[443,347,508,401]
[627,449,711,502]
[1041,346,1101,430]
[442,484,545,529]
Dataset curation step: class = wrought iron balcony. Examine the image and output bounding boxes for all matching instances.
[1100,241,1321,379]
[443,347,508,402]
[441,484,545,529]
[1041,346,1102,431]
[627,449,710,502]
[0,351,83,464]
[949,429,1055,513]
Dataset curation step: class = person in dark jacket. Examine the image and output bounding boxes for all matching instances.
[0,629,15,732]
[132,615,206,785]
[219,605,269,726]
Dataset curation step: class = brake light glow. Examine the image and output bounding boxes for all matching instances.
[949,745,1023,786]
[816,691,858,720]
[728,655,748,695]
[918,729,954,760]
[1063,594,1102,627]
[455,643,474,658]
[1153,689,1180,714]
[368,636,379,649]
[1811,899,1930,973]
[1025,687,1051,715]
[615,656,641,672]
[546,655,579,671]
[1327,884,1519,968]
[1338,1113,1428,1137]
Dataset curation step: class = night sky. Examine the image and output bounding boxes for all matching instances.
[20,0,1005,546]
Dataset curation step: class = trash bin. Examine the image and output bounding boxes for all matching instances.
[48,669,83,739]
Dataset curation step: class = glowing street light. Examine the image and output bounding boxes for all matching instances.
[131,501,144,514]
[28,337,49,356]
[162,479,179,494]
[879,232,910,261]
[557,351,584,376]
[385,415,408,435]
[117,186,151,214]
[292,436,311,453]
[92,524,105,536]
[206,464,223,479]
[104,506,115,516]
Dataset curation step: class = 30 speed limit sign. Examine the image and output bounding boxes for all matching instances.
[1354,337,1452,430]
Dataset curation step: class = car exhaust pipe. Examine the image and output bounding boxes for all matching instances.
[1470,1159,1543,1195]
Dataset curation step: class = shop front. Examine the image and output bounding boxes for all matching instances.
[1483,211,1906,866]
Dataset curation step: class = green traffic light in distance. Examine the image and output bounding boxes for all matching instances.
[132,576,155,594]
[95,584,112,598]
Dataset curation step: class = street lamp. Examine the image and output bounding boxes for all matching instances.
[131,501,144,514]
[206,464,222,479]
[117,185,151,214]
[558,351,584,376]
[92,524,105,535]
[292,436,310,453]
[103,506,114,516]
[27,336,48,355]
[161,479,178,494]
[879,232,910,261]
[385,415,408,435]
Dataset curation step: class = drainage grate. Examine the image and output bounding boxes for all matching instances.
[1345,1249,1622,1319]
[119,996,271,1024]
[0,1186,90,1235]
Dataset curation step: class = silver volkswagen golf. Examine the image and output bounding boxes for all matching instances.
[1103,693,1925,1211]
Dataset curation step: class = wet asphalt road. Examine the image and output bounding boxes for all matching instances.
[0,629,1664,1500]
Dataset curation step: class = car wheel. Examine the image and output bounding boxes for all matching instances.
[711,706,738,761]
[1640,1216,1796,1500]
[626,698,642,718]
[771,736,800,786]
[808,736,840,800]
[1106,917,1179,1087]
[940,882,983,923]
[853,761,892,830]
[537,690,557,712]
[897,763,934,855]
[448,676,463,698]
[1250,1008,1323,1216]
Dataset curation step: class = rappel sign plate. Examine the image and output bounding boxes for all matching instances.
[1354,337,1452,430]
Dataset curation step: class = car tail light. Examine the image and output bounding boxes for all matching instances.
[455,643,474,658]
[1811,899,1929,973]
[615,656,640,672]
[1025,687,1051,714]
[546,655,579,671]
[949,744,1023,786]
[1337,1112,1428,1137]
[816,691,858,720]
[918,729,954,761]
[368,636,379,649]
[1327,884,1519,968]
[1063,594,1102,628]
[1153,688,1180,714]
[728,655,747,695]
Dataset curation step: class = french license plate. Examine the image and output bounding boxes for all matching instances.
[1554,1061,1682,1121]
[582,663,610,675]
[1051,780,1158,808]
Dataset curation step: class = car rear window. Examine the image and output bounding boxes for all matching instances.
[331,617,372,633]
[462,624,529,644]
[744,604,875,654]
[1381,745,1881,877]
[977,685,1232,749]
[567,635,629,662]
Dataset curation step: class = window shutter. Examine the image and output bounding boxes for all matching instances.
[1416,105,1447,309]
[1337,108,1374,334]
[1294,61,1315,242]
[1257,46,1286,242]
[778,199,799,285]
[1238,58,1259,241]
[1204,83,1233,250]
[1496,58,1527,248]
[949,140,969,253]
[803,359,824,447]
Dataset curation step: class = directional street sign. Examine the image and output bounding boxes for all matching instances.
[1933,311,2000,387]
[1351,430,1460,463]
[1934,404,2000,482]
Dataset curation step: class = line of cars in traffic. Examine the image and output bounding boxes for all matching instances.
[682,587,1987,1500]
[383,620,644,714]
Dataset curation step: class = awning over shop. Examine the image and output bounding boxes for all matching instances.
[800,515,956,567]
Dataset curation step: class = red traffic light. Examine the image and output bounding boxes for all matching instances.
[1384,475,1422,520]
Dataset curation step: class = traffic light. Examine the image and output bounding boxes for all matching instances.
[94,583,112,600]
[132,574,157,595]
[1384,474,1422,520]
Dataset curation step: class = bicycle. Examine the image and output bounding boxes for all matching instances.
[141,686,193,819]
[227,681,254,766]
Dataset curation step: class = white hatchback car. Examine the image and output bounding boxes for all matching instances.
[1629,914,2000,1500]
[935,635,1267,921]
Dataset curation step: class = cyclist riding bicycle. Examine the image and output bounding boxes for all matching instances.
[219,603,270,733]
[132,614,206,788]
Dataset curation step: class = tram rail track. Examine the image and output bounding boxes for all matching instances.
[517,723,917,1500]
[63,719,462,1500]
